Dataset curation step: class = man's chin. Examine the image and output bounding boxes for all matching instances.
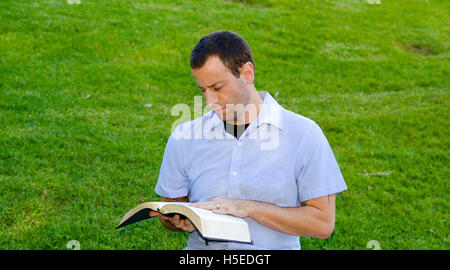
[215,111,234,122]
[213,108,225,117]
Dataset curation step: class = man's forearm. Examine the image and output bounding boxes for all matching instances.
[245,198,335,239]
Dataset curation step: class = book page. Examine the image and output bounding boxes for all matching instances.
[159,202,247,224]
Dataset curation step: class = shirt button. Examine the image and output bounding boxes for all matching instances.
[237,142,241,146]
[232,171,237,176]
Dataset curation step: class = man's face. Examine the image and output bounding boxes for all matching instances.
[191,55,251,122]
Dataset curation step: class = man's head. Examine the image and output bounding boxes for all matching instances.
[190,31,260,123]
[190,30,254,78]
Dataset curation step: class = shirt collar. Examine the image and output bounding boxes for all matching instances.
[207,91,284,131]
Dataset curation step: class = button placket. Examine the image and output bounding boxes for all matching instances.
[227,141,244,199]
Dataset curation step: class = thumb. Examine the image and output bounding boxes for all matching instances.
[149,211,161,217]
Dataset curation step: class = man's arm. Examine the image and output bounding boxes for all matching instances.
[250,194,335,239]
[191,194,336,239]
[149,196,195,232]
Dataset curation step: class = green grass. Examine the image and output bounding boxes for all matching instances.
[0,0,448,250]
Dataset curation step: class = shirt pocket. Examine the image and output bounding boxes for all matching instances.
[187,165,229,202]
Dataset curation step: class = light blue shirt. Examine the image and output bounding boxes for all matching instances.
[155,91,347,250]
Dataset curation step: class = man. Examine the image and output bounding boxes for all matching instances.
[152,30,347,250]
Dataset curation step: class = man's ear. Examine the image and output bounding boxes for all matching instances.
[240,62,254,85]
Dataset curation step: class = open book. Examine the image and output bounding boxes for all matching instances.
[116,202,251,243]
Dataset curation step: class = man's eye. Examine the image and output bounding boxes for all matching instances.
[214,87,222,91]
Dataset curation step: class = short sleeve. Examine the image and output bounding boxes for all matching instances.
[296,122,347,202]
[154,135,189,198]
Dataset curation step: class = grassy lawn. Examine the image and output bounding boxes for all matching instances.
[0,0,448,250]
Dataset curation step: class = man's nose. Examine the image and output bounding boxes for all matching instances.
[204,90,219,107]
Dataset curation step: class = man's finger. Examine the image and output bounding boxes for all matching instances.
[212,205,228,215]
[180,218,196,232]
[171,214,182,227]
[173,215,193,232]
[179,219,188,230]
[149,211,161,218]
[191,201,218,210]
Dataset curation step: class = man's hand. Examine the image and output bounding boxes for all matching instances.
[190,197,250,218]
[149,211,196,232]
[150,196,195,233]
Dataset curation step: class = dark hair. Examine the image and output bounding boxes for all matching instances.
[190,30,254,78]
